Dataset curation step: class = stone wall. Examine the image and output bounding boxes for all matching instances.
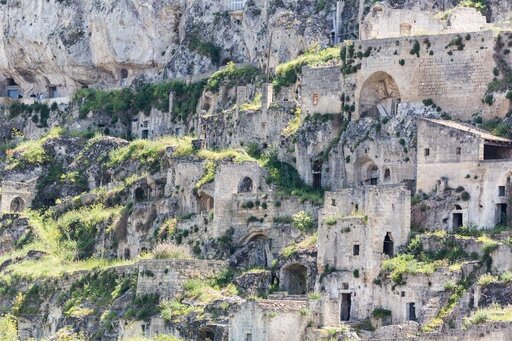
[361,4,487,40]
[135,259,227,299]
[228,300,309,341]
[348,30,497,120]
[301,65,343,116]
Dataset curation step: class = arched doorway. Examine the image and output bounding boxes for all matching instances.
[383,232,394,257]
[10,197,25,212]
[198,327,215,341]
[282,263,308,295]
[238,177,254,193]
[354,156,379,186]
[359,72,400,119]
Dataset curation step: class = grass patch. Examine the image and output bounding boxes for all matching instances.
[463,304,512,329]
[273,47,340,93]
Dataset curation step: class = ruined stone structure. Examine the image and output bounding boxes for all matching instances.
[0,180,37,214]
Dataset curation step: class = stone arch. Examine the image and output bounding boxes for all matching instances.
[359,72,401,119]
[281,263,308,295]
[238,177,254,193]
[354,156,379,186]
[240,231,269,246]
[10,197,24,212]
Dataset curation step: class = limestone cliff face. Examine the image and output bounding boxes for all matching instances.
[0,0,332,96]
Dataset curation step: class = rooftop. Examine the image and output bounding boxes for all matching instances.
[422,118,512,144]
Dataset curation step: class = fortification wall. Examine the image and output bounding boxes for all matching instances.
[135,259,227,299]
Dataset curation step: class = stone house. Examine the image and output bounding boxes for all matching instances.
[416,118,512,230]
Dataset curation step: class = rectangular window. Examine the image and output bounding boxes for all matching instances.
[246,333,252,341]
[456,147,461,155]
[230,0,245,11]
[499,186,506,197]
[353,244,360,256]
[424,148,430,157]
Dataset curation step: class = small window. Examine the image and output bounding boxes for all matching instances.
[424,148,430,157]
[331,199,336,206]
[353,244,360,256]
[499,186,506,197]
[456,147,461,155]
[312,93,319,105]
[245,333,252,341]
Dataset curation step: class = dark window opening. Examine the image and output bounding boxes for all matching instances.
[453,213,463,229]
[383,232,394,257]
[384,168,391,182]
[124,248,131,260]
[134,187,145,202]
[497,204,508,226]
[245,334,252,341]
[424,148,430,157]
[353,244,360,256]
[331,199,336,206]
[48,86,57,98]
[499,186,506,197]
[407,302,416,321]
[6,78,17,86]
[238,177,254,193]
[484,144,512,160]
[141,130,149,139]
[340,293,352,321]
[121,69,129,79]
[456,147,461,155]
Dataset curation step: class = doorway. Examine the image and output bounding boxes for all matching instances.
[340,293,352,321]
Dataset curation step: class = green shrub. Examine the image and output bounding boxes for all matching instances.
[206,62,260,92]
[0,314,18,341]
[372,308,392,318]
[292,211,314,232]
[273,47,340,92]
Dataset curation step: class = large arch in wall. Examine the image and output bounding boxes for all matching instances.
[354,156,380,186]
[359,71,401,119]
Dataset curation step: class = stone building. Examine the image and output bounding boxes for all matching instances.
[416,118,512,230]
[0,180,37,214]
[317,185,411,322]
[361,3,487,40]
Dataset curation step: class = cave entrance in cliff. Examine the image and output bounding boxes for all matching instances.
[238,177,254,193]
[282,263,307,295]
[198,327,215,341]
[452,205,463,230]
[198,192,214,213]
[134,187,147,202]
[340,293,352,321]
[359,72,400,119]
[312,160,322,189]
[10,197,25,212]
[383,232,394,257]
